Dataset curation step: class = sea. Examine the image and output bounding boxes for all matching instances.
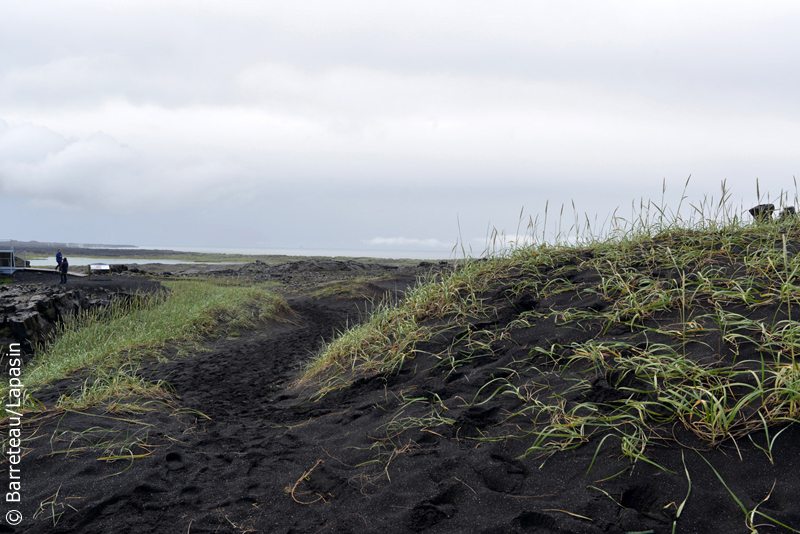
[27,245,457,266]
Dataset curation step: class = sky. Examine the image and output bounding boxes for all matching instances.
[1,1,799,257]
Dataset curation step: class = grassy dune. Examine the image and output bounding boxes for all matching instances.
[1,281,289,412]
[304,182,800,483]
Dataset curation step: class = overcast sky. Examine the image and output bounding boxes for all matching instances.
[1,1,799,257]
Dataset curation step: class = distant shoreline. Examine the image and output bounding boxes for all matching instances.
[0,239,453,265]
[4,240,450,266]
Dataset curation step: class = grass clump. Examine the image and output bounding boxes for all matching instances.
[303,257,514,393]
[1,280,289,411]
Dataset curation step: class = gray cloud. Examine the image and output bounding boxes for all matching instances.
[1,2,798,253]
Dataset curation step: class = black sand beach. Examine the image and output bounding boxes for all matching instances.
[4,239,800,533]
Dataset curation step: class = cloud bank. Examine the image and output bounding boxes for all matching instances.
[1,1,798,251]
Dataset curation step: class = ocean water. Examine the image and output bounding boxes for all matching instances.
[132,246,456,261]
[27,246,456,267]
[27,257,241,267]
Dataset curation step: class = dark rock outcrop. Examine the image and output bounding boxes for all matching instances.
[749,204,775,222]
[780,206,797,221]
[1,285,122,358]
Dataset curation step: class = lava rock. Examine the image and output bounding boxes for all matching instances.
[749,204,775,222]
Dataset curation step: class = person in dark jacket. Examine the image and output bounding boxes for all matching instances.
[55,249,62,272]
[60,257,69,284]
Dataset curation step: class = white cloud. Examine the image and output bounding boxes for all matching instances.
[1,2,798,192]
[0,120,256,211]
[1,56,112,106]
[7,62,797,194]
[0,120,69,164]
[122,0,800,49]
[0,125,137,208]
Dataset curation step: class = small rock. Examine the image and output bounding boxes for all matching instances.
[780,206,797,221]
[749,204,775,222]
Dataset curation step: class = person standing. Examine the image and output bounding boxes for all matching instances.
[60,257,69,284]
[55,249,62,272]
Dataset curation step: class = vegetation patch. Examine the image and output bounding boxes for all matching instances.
[0,280,289,411]
[301,181,800,531]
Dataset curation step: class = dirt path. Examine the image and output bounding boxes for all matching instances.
[10,278,412,533]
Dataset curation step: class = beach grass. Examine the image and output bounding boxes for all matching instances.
[301,178,800,495]
[0,280,289,412]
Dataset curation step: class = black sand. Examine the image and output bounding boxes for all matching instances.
[4,260,800,533]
